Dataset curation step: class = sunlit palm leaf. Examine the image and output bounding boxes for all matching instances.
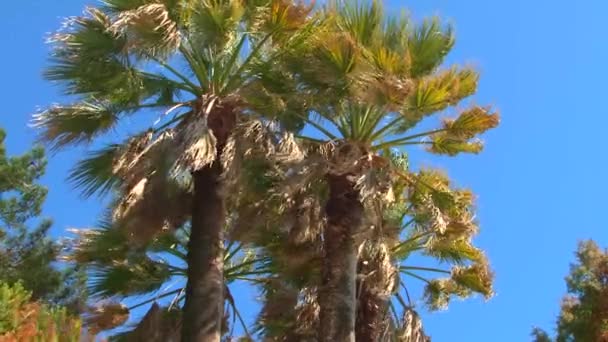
[408,18,454,77]
[111,3,181,58]
[333,0,382,47]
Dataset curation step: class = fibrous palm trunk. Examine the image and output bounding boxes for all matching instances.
[182,106,235,342]
[182,162,225,342]
[356,263,390,341]
[319,174,363,342]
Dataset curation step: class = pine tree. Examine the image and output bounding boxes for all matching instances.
[0,128,86,311]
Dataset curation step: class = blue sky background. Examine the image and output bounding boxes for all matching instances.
[2,0,606,340]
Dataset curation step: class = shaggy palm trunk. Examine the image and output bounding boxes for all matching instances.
[356,265,389,341]
[319,174,363,342]
[182,105,235,342]
[182,162,225,342]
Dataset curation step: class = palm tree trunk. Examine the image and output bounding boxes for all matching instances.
[181,162,225,342]
[319,174,363,342]
[355,264,390,341]
[181,104,236,341]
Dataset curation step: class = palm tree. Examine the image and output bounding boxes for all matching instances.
[243,156,494,341]
[255,1,499,340]
[65,214,271,340]
[37,1,319,340]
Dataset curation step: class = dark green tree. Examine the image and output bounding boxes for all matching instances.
[0,128,86,311]
[533,240,608,342]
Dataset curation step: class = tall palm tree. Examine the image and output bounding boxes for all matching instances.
[36,1,319,340]
[256,1,499,340]
[242,155,493,341]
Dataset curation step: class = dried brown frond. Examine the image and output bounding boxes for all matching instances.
[257,281,299,337]
[323,141,367,176]
[175,114,218,172]
[112,130,154,183]
[113,130,191,243]
[284,194,324,245]
[85,303,129,334]
[395,308,430,342]
[128,303,181,341]
[276,132,305,164]
[114,176,191,244]
[221,119,277,194]
[356,73,415,110]
[451,262,494,299]
[253,0,316,33]
[294,287,320,338]
[110,3,180,57]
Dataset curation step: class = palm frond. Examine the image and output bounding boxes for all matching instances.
[408,17,454,77]
[424,238,484,264]
[114,176,191,244]
[102,0,148,13]
[427,136,484,156]
[334,0,382,47]
[69,144,121,198]
[426,106,498,155]
[185,0,244,50]
[451,262,494,298]
[110,3,181,58]
[33,101,118,150]
[67,223,131,265]
[398,67,479,131]
[174,114,217,172]
[84,302,129,334]
[88,256,172,298]
[446,106,499,138]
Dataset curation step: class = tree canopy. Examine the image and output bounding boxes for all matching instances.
[533,240,608,342]
[35,0,498,340]
[0,128,86,311]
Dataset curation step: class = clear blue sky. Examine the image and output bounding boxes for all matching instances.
[2,0,606,340]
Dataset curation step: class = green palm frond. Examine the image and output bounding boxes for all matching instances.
[89,257,172,297]
[69,144,121,198]
[381,12,410,54]
[45,9,134,98]
[334,0,382,47]
[68,224,131,265]
[444,106,500,139]
[398,67,479,131]
[102,0,149,13]
[186,0,244,50]
[451,263,494,298]
[422,278,468,310]
[408,18,454,77]
[427,136,484,156]
[427,106,499,156]
[422,261,493,310]
[33,102,118,149]
[424,238,485,264]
